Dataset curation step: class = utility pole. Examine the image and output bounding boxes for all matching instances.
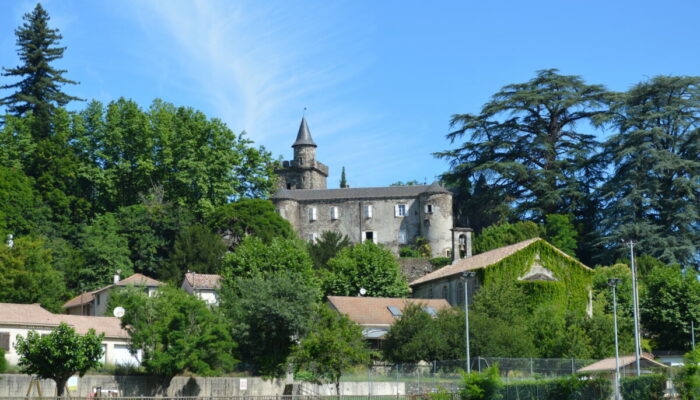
[462,271,476,373]
[624,240,642,376]
[609,278,622,400]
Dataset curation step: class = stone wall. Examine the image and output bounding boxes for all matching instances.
[0,374,405,397]
[398,258,434,283]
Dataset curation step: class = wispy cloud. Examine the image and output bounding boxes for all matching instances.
[123,0,372,149]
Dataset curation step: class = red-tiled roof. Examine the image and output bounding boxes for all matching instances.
[184,273,222,290]
[0,303,128,339]
[410,238,591,286]
[63,273,164,309]
[327,296,452,326]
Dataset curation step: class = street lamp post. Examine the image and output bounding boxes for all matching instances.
[624,240,642,376]
[462,271,476,373]
[609,278,622,400]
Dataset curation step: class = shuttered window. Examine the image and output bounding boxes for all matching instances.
[308,207,317,221]
[0,332,10,351]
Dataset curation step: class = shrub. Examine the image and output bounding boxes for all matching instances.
[620,374,666,400]
[430,257,452,269]
[399,246,422,258]
[0,347,6,373]
[458,366,503,400]
[675,349,700,400]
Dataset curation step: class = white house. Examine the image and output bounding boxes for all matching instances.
[181,273,222,305]
[0,303,139,366]
[63,273,165,316]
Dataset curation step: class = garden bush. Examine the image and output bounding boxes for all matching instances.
[399,246,422,258]
[675,349,700,400]
[459,366,503,400]
[620,374,666,400]
[0,347,6,373]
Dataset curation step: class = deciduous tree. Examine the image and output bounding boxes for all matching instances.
[324,241,409,297]
[15,323,103,397]
[219,270,319,376]
[291,305,372,395]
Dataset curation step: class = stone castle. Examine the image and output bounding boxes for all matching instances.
[272,118,460,258]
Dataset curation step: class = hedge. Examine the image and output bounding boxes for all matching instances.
[620,374,666,400]
[498,375,612,400]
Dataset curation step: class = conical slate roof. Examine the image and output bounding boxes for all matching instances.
[292,117,317,147]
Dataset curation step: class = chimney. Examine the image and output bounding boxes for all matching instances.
[451,228,473,263]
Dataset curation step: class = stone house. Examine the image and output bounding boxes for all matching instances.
[272,118,454,258]
[181,272,222,305]
[410,238,594,314]
[0,303,138,366]
[63,273,164,316]
[326,296,451,348]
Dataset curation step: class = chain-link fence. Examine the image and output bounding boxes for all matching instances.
[338,358,603,394]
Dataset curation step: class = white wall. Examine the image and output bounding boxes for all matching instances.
[0,325,134,366]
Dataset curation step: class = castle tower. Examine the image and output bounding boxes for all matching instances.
[276,117,329,190]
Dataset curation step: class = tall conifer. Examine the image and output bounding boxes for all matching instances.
[1,3,81,131]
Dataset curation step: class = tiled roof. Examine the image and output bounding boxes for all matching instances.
[410,238,591,286]
[63,290,96,309]
[272,183,450,201]
[184,273,222,290]
[114,273,165,288]
[0,303,128,339]
[577,353,668,372]
[63,273,164,309]
[327,296,451,326]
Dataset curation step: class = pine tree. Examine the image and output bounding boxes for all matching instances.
[1,3,81,130]
[339,166,348,188]
[599,76,700,267]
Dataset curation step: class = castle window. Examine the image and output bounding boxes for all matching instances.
[364,204,373,219]
[307,233,319,243]
[363,231,376,243]
[425,204,434,214]
[330,207,339,220]
[308,207,317,221]
[286,183,292,189]
[395,204,407,217]
[398,230,407,244]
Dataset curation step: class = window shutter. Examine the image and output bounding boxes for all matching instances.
[394,205,400,217]
[364,205,373,218]
[309,207,317,221]
[0,332,9,351]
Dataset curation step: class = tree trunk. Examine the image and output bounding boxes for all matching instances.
[335,379,341,400]
[56,378,67,397]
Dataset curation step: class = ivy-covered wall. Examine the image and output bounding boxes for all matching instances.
[412,239,593,313]
[479,240,593,313]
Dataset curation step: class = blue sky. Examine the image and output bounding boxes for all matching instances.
[1,0,699,188]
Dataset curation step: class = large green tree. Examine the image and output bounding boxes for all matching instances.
[640,265,700,350]
[0,236,66,312]
[308,231,352,270]
[223,236,315,281]
[291,305,372,395]
[324,241,409,297]
[0,3,81,125]
[438,69,612,221]
[162,224,226,284]
[76,212,133,290]
[219,270,320,376]
[599,76,700,267]
[15,323,103,397]
[209,198,294,248]
[113,286,236,379]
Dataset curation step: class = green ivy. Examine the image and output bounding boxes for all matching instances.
[480,240,593,314]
